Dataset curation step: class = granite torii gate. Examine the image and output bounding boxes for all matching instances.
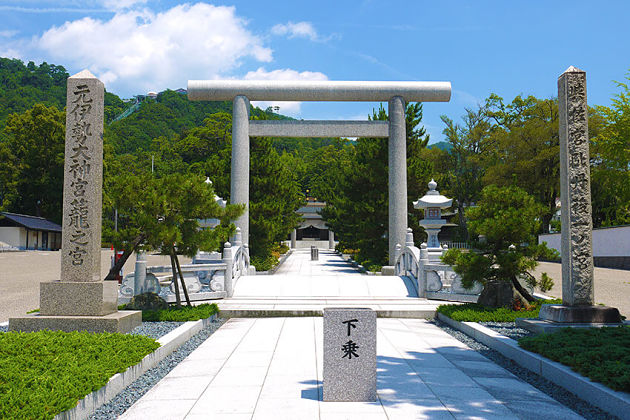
[187,80,451,265]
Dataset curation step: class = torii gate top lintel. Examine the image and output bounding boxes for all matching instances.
[187,80,451,102]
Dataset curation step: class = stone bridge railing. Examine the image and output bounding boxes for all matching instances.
[394,228,482,302]
[119,228,251,303]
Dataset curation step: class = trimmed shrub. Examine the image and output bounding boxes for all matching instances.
[519,327,630,392]
[0,331,159,419]
[436,299,562,322]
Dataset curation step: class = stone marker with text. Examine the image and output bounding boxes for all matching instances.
[9,70,140,333]
[323,308,377,402]
[517,67,621,332]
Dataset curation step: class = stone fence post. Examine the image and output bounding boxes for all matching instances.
[222,242,234,297]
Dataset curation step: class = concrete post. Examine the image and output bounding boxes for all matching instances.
[418,243,429,297]
[291,229,297,249]
[231,95,250,245]
[405,227,414,247]
[234,227,243,247]
[388,96,407,265]
[328,230,335,250]
[222,242,234,297]
[133,251,147,296]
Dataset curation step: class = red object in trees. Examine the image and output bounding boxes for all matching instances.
[113,250,125,283]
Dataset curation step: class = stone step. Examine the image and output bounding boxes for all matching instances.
[218,308,438,319]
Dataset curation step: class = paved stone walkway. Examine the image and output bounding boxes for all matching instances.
[217,249,444,317]
[121,317,582,419]
[121,250,583,419]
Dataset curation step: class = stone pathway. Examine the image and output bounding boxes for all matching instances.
[120,249,584,419]
[120,317,582,419]
[217,249,443,318]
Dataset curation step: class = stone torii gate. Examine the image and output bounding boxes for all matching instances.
[188,80,451,265]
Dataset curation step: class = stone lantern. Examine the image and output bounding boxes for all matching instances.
[199,177,226,229]
[414,179,452,260]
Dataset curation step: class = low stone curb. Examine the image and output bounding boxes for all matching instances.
[54,314,217,420]
[436,313,630,419]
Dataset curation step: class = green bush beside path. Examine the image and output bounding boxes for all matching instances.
[519,327,630,392]
[0,330,160,420]
[436,299,562,322]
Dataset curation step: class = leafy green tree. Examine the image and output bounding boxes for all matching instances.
[0,104,65,222]
[107,173,243,306]
[442,185,558,308]
[481,95,560,232]
[439,106,492,240]
[249,134,303,264]
[590,71,630,226]
[320,103,431,267]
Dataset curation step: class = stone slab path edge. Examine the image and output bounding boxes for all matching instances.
[437,313,630,419]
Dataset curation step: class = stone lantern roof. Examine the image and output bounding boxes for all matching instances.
[413,179,452,209]
[205,177,226,208]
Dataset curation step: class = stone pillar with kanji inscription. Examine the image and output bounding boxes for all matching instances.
[9,70,141,333]
[517,67,621,332]
[61,70,104,284]
[558,66,594,307]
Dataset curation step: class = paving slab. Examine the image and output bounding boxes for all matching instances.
[119,317,583,419]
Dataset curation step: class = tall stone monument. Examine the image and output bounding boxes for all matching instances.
[518,67,621,333]
[9,70,141,333]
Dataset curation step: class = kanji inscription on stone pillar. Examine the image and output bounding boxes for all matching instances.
[558,66,593,306]
[61,70,104,283]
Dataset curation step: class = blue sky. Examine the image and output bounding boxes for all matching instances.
[1,0,629,143]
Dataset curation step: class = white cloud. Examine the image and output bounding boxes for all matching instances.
[101,0,146,10]
[244,67,328,115]
[24,3,272,96]
[0,30,18,38]
[271,21,318,41]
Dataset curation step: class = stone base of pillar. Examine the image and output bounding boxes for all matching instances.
[539,304,622,323]
[40,280,119,316]
[8,280,142,333]
[516,304,624,334]
[8,310,142,333]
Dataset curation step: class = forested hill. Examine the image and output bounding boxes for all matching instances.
[0,57,335,154]
[0,58,67,128]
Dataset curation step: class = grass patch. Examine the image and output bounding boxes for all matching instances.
[0,330,159,420]
[519,327,630,392]
[140,303,218,322]
[437,299,562,322]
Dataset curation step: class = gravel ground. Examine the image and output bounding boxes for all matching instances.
[127,321,185,340]
[478,321,534,340]
[0,321,184,338]
[89,318,225,419]
[434,320,618,420]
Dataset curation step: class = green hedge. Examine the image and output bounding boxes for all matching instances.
[519,327,630,392]
[436,299,562,322]
[141,303,219,322]
[0,331,159,419]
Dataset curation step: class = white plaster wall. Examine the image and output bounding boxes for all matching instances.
[539,225,630,257]
[0,227,23,248]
